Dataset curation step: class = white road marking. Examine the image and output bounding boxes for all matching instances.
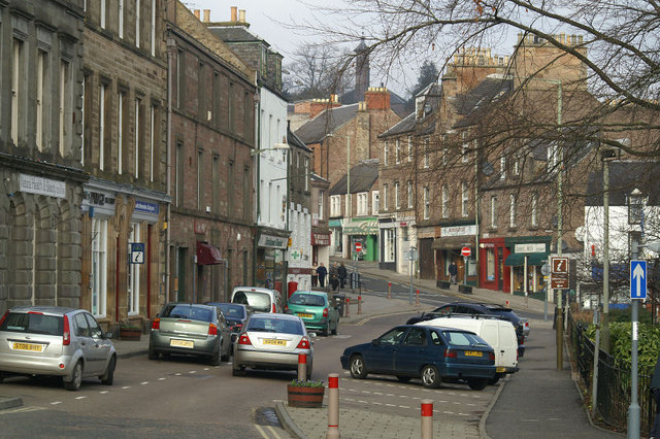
[189,370,197,374]
[100,391,109,394]
[141,381,149,385]
[158,377,166,381]
[122,386,131,389]
[51,401,62,405]
[75,396,86,400]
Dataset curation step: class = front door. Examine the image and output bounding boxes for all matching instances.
[497,251,504,291]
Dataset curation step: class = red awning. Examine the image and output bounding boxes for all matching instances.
[196,241,223,265]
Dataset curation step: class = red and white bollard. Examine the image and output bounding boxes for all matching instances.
[388,282,392,299]
[327,373,340,439]
[298,354,307,381]
[416,289,420,306]
[421,399,433,439]
[358,295,362,314]
[345,298,350,317]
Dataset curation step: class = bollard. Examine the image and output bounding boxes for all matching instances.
[506,300,509,307]
[421,399,433,439]
[416,289,420,306]
[298,354,307,381]
[345,298,350,317]
[358,295,362,314]
[388,282,392,299]
[327,373,340,439]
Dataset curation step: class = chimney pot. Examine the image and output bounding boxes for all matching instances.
[231,6,237,22]
[194,9,200,19]
[203,9,210,23]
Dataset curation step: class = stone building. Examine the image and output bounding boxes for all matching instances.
[0,0,86,313]
[80,0,169,331]
[166,4,257,303]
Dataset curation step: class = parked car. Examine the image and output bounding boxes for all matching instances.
[417,315,519,384]
[0,306,117,391]
[340,324,496,390]
[206,302,253,345]
[149,303,231,366]
[231,286,284,314]
[285,290,340,336]
[232,313,313,378]
[406,302,528,356]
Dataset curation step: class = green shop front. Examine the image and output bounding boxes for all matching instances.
[343,218,378,261]
[503,236,551,295]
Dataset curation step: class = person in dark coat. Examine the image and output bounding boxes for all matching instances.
[329,263,339,291]
[316,263,328,288]
[338,263,348,289]
[448,262,458,285]
[650,352,660,438]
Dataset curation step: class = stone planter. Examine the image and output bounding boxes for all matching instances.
[436,280,451,289]
[459,284,473,295]
[119,328,142,341]
[287,385,325,408]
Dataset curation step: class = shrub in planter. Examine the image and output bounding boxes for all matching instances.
[119,325,142,341]
[287,379,325,408]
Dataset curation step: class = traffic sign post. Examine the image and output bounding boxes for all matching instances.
[461,247,471,257]
[461,247,471,285]
[629,259,646,438]
[630,260,647,300]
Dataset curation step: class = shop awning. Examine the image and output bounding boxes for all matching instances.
[196,241,223,265]
[432,236,475,250]
[504,253,547,267]
[344,220,378,235]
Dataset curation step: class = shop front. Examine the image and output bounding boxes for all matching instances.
[503,237,551,296]
[433,224,477,286]
[329,219,343,257]
[478,237,507,292]
[343,219,378,262]
[256,231,289,294]
[311,232,330,287]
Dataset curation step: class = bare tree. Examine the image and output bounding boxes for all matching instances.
[283,44,352,101]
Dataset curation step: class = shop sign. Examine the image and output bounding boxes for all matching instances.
[20,174,66,198]
[311,233,330,246]
[441,225,477,237]
[514,243,546,254]
[259,234,288,249]
[135,200,159,214]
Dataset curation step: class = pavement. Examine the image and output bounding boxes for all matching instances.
[0,258,626,438]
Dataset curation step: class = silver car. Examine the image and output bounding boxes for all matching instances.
[0,306,117,391]
[232,313,313,379]
[149,303,232,366]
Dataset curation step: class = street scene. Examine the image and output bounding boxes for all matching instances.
[0,0,659,438]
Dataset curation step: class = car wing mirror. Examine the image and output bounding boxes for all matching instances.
[371,339,380,346]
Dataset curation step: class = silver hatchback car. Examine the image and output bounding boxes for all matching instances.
[0,306,117,391]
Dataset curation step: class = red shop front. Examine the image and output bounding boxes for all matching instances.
[478,237,511,293]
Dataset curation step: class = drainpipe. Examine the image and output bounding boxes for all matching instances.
[166,35,176,303]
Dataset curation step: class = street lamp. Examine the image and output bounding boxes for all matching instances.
[251,142,290,156]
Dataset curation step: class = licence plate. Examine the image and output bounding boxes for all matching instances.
[496,367,506,373]
[464,350,483,357]
[297,313,313,319]
[13,342,43,352]
[263,339,286,346]
[170,339,194,348]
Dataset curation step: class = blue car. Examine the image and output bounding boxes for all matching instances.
[340,325,496,390]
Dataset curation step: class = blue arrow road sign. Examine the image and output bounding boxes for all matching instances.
[630,260,647,300]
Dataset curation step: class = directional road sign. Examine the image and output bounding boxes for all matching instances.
[630,260,647,300]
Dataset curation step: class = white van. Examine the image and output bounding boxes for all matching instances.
[231,286,284,314]
[417,315,519,383]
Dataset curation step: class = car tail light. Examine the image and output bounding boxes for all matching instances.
[152,318,160,330]
[444,349,457,358]
[272,303,277,313]
[208,324,218,336]
[323,308,328,317]
[0,310,8,327]
[63,315,71,346]
[489,352,495,361]
[238,334,252,345]
[296,336,311,349]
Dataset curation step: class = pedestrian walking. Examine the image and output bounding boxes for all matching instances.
[448,261,458,285]
[650,352,660,438]
[338,263,348,289]
[329,263,339,291]
[316,263,328,288]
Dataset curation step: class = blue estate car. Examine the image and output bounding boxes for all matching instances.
[340,325,496,390]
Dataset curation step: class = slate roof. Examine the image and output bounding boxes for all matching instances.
[453,75,513,129]
[330,159,379,195]
[293,103,360,144]
[287,125,312,153]
[586,161,660,206]
[207,26,268,46]
[378,83,441,138]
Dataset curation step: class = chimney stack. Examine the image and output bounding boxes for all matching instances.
[203,9,210,23]
[231,6,237,22]
[194,9,200,19]
[239,9,246,23]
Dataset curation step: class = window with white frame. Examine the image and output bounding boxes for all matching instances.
[462,182,469,217]
[383,184,388,210]
[135,0,141,48]
[394,182,400,209]
[150,104,156,182]
[304,157,309,191]
[513,153,520,175]
[118,91,125,174]
[330,195,341,217]
[135,97,142,178]
[509,194,517,227]
[500,155,506,180]
[318,190,325,220]
[11,38,25,145]
[423,186,430,220]
[91,218,108,317]
[547,143,558,173]
[100,0,106,29]
[357,192,368,216]
[407,181,413,209]
[407,136,413,162]
[395,139,401,164]
[151,0,156,57]
[59,59,71,158]
[442,185,449,218]
[36,50,47,152]
[490,196,498,228]
[128,223,141,315]
[99,83,107,170]
[424,138,429,168]
[383,142,388,166]
[372,191,379,215]
[383,229,395,262]
[531,193,538,227]
[443,146,448,166]
[461,132,469,163]
[119,0,124,38]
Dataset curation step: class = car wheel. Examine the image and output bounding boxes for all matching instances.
[148,347,159,360]
[331,319,338,336]
[209,348,221,366]
[396,376,411,383]
[322,321,330,337]
[488,373,501,385]
[349,355,367,379]
[421,365,441,389]
[100,356,116,386]
[468,378,488,391]
[232,366,246,377]
[64,361,83,391]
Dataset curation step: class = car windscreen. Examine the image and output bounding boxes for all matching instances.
[161,305,213,322]
[247,317,303,335]
[442,330,490,348]
[0,312,63,336]
[217,304,246,319]
[232,291,271,312]
[289,294,326,307]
